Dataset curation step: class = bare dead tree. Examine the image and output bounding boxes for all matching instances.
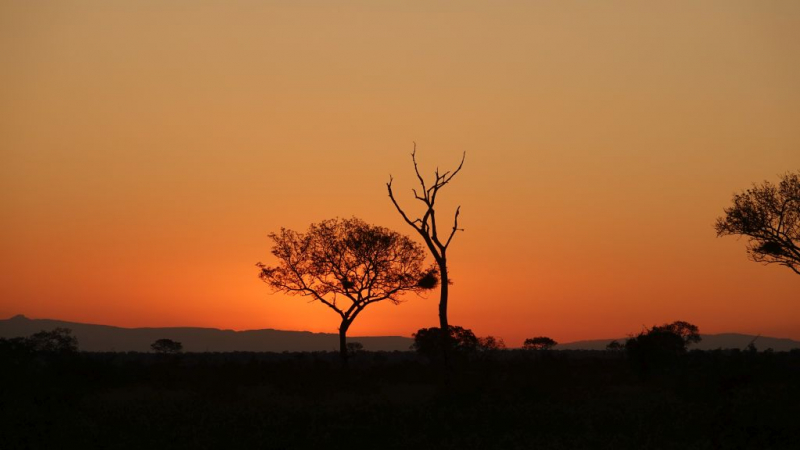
[387,143,466,333]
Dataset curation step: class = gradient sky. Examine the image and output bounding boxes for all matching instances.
[2,1,798,346]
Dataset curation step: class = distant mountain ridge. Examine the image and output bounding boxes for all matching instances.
[2,315,798,352]
[0,315,413,352]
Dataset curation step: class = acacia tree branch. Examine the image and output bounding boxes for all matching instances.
[268,275,345,318]
[287,274,345,317]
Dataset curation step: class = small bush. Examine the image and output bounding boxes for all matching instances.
[411,325,478,361]
[151,339,183,354]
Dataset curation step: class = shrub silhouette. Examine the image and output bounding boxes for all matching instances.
[477,336,506,351]
[346,342,364,356]
[523,336,557,351]
[412,325,478,361]
[151,339,183,354]
[625,321,700,378]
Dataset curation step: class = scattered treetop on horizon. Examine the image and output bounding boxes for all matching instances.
[523,336,557,351]
[151,338,183,354]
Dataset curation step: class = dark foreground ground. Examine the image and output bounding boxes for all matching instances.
[2,349,799,449]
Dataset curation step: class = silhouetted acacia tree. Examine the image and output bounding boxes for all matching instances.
[151,339,183,354]
[387,144,465,334]
[412,326,478,361]
[716,171,800,275]
[606,340,624,351]
[523,336,557,351]
[257,217,437,365]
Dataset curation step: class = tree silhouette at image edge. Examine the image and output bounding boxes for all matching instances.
[716,171,800,275]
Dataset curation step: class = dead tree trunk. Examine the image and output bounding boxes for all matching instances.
[438,258,450,331]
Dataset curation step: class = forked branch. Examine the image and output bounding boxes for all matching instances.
[387,144,465,259]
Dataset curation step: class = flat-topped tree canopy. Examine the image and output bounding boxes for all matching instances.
[257,217,437,365]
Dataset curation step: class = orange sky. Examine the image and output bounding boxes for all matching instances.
[1,1,798,346]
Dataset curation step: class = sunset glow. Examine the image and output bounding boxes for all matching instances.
[2,1,798,346]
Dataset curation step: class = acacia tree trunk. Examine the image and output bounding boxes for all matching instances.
[339,319,351,367]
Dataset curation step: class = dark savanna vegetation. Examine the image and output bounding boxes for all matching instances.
[4,164,797,450]
[2,328,799,450]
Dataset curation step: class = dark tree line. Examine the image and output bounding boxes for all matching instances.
[0,327,78,356]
